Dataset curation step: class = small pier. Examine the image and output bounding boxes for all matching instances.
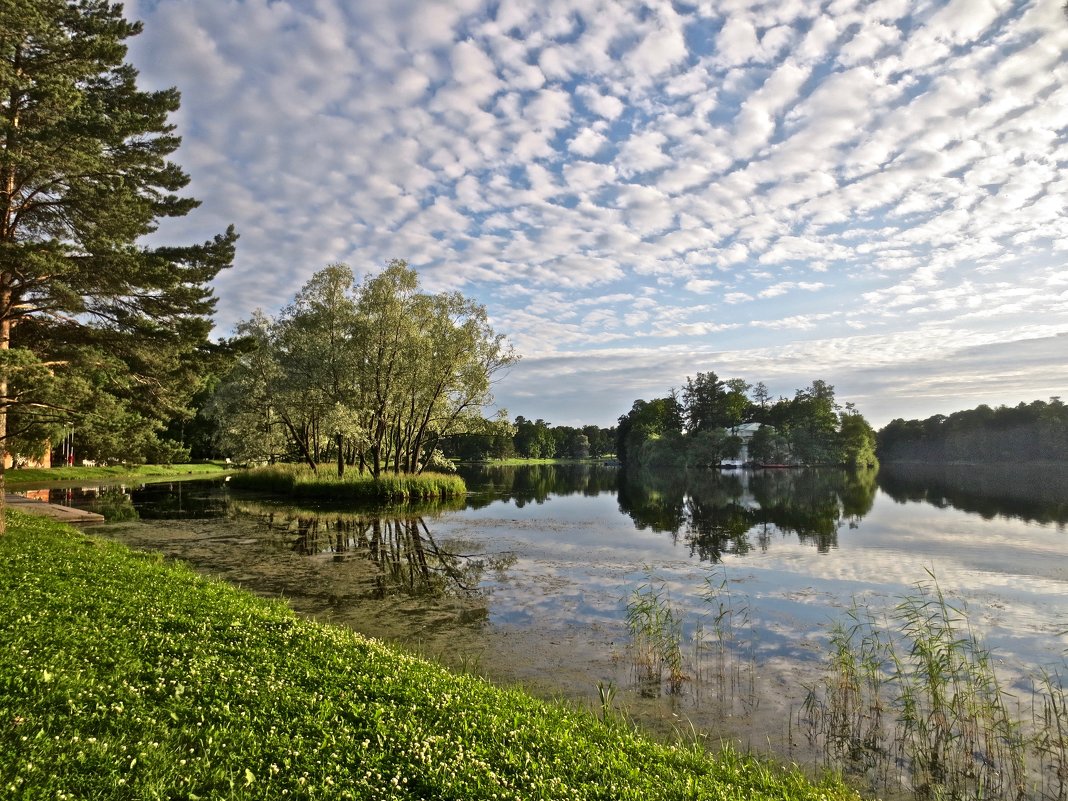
[5,494,105,525]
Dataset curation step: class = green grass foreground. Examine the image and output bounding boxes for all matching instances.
[230,463,467,501]
[4,462,231,485]
[0,514,860,801]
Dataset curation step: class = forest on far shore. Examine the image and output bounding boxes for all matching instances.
[877,397,1068,463]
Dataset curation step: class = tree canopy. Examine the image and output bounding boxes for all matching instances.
[617,374,877,470]
[0,0,236,526]
[877,398,1068,463]
[213,261,517,476]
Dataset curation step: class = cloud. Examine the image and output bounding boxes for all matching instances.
[121,0,1066,429]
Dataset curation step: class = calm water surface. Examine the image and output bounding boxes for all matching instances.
[40,464,1068,778]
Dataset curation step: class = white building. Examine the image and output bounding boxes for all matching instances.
[724,422,763,466]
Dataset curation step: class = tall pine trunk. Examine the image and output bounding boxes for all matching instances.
[0,307,9,536]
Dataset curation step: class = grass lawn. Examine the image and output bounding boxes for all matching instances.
[0,512,860,801]
[4,462,232,486]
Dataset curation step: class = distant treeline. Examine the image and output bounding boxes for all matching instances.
[876,398,1068,463]
[440,417,617,462]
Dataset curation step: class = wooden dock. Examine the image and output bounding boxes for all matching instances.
[5,494,105,524]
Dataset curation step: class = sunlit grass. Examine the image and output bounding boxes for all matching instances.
[4,462,231,485]
[0,512,861,801]
[229,463,466,501]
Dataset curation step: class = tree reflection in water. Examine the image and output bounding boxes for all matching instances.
[878,462,1068,527]
[243,502,497,600]
[618,468,879,563]
[460,462,621,508]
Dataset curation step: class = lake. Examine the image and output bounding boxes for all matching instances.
[34,463,1068,798]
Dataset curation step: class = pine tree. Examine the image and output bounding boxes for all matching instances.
[0,0,236,531]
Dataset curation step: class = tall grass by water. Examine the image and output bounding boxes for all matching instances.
[622,565,1066,800]
[229,463,466,502]
[800,571,1068,800]
[624,568,757,714]
[0,511,860,801]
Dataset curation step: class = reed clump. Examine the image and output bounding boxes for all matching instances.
[625,576,687,695]
[801,570,1067,801]
[694,569,757,715]
[230,463,466,501]
[623,568,757,709]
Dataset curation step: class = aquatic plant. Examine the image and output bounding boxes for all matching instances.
[801,571,1067,800]
[697,569,757,714]
[596,681,618,724]
[230,463,466,501]
[625,573,687,694]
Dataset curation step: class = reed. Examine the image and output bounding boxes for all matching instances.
[624,574,686,695]
[801,571,1066,800]
[1034,667,1068,801]
[230,463,466,501]
[697,569,757,714]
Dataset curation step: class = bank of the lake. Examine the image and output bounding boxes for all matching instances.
[1,512,858,800]
[4,462,232,486]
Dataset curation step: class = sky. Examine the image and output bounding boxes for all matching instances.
[123,0,1068,429]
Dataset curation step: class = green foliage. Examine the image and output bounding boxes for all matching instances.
[213,262,517,478]
[230,463,466,501]
[619,375,878,469]
[0,0,237,468]
[0,513,860,801]
[837,405,878,470]
[682,372,751,432]
[877,397,1068,463]
[512,416,556,458]
[615,396,684,464]
[748,424,790,465]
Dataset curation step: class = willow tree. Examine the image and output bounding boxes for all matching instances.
[275,263,364,476]
[0,1,236,530]
[213,261,516,477]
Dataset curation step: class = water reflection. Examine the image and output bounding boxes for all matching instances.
[458,462,620,507]
[617,468,879,562]
[236,501,499,602]
[44,480,229,520]
[878,462,1068,528]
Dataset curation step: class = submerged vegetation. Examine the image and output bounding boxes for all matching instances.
[229,463,466,501]
[1,512,862,801]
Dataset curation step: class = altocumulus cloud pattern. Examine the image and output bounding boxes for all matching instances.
[126,0,1068,426]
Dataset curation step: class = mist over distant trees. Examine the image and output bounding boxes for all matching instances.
[877,398,1068,463]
